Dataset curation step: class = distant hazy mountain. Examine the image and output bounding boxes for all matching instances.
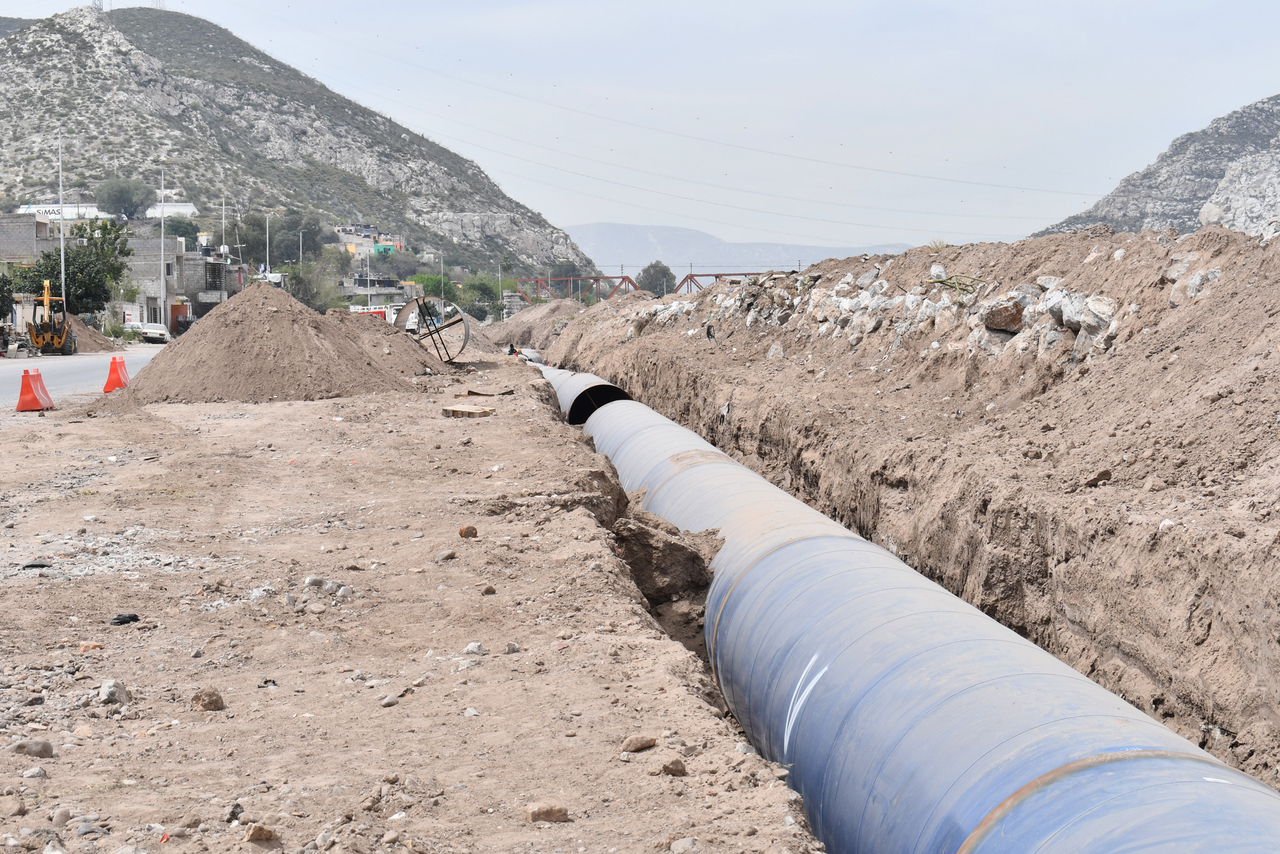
[567,223,909,272]
[1037,94,1280,237]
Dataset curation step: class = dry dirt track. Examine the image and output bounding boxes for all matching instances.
[0,355,816,854]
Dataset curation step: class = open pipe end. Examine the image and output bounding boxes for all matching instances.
[566,384,632,425]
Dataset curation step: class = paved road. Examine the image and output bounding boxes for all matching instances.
[1,346,162,406]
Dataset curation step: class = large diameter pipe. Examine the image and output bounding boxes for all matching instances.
[540,366,631,424]
[538,367,1280,854]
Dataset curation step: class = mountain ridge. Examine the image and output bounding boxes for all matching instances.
[0,7,593,273]
[1037,94,1280,238]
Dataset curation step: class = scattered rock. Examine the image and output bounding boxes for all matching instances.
[671,837,697,853]
[481,584,496,595]
[621,735,656,753]
[22,766,47,778]
[98,679,131,704]
[459,525,479,538]
[524,802,569,823]
[307,603,327,615]
[51,807,71,827]
[982,297,1024,333]
[504,642,521,654]
[436,549,457,563]
[1084,469,1113,488]
[191,689,226,712]
[6,739,53,759]
[242,823,276,841]
[382,830,400,844]
[304,575,325,587]
[767,343,784,360]
[463,642,486,656]
[0,795,25,817]
[380,696,399,708]
[662,758,688,777]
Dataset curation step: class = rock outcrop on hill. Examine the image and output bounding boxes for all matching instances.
[0,7,593,273]
[1038,95,1280,238]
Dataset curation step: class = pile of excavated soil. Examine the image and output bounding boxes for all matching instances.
[324,308,448,375]
[549,224,1280,789]
[123,283,441,404]
[69,315,121,352]
[489,298,584,350]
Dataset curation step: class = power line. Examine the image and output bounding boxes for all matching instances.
[332,78,1048,224]
[216,0,1104,199]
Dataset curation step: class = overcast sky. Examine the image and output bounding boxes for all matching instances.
[5,1,1280,250]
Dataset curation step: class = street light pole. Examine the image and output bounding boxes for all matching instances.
[159,167,166,327]
[57,136,66,310]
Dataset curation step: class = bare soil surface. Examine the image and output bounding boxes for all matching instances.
[67,318,121,354]
[1,331,815,852]
[490,302,584,351]
[535,224,1280,786]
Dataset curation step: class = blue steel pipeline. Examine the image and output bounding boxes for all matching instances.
[538,365,1280,854]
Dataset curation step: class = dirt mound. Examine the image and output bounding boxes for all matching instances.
[69,315,121,352]
[549,224,1280,789]
[122,283,438,404]
[490,299,583,350]
[324,309,445,375]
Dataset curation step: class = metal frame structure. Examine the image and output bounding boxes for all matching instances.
[512,275,639,303]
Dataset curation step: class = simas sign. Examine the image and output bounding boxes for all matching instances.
[16,204,107,221]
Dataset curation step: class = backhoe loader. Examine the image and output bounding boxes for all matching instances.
[26,279,77,355]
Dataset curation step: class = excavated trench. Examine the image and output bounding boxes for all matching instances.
[568,351,1275,773]
[536,237,1280,792]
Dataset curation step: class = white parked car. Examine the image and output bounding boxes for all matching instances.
[125,322,171,344]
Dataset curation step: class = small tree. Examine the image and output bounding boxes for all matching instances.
[11,247,112,314]
[165,215,200,245]
[637,260,675,295]
[70,219,133,284]
[95,179,157,219]
[0,272,12,318]
[284,245,349,312]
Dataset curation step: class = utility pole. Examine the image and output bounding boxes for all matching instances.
[159,167,166,328]
[497,260,502,318]
[57,136,66,309]
[265,212,272,275]
[221,197,225,248]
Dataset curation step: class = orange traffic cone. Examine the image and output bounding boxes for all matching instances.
[16,369,55,412]
[103,356,130,393]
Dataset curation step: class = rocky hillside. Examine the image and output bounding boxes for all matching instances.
[0,7,593,273]
[1038,94,1280,239]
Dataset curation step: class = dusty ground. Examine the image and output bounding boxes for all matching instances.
[537,224,1280,788]
[0,306,817,852]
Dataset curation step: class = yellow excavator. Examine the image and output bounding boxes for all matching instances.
[26,279,77,355]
